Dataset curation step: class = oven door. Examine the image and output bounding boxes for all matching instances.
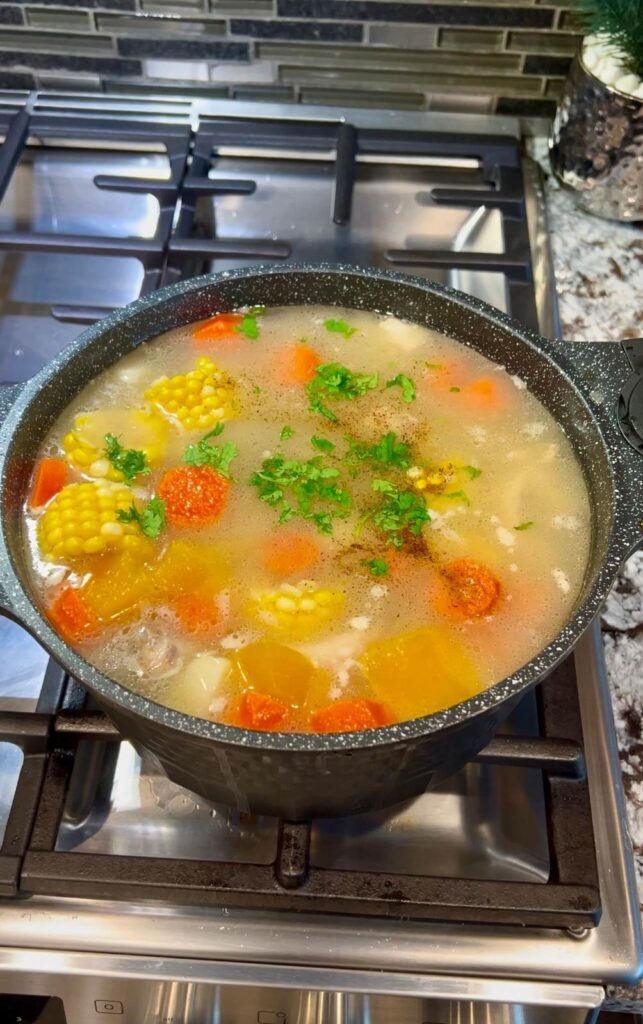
[0,969,605,1024]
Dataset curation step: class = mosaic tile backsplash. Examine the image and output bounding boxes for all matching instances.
[0,0,582,116]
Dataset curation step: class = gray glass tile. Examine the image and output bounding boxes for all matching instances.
[508,30,580,54]
[0,6,23,24]
[301,85,426,108]
[260,41,521,72]
[279,64,544,95]
[118,37,249,58]
[0,69,34,88]
[277,0,555,29]
[97,13,226,35]
[524,54,572,75]
[0,49,141,73]
[438,28,504,50]
[367,23,435,47]
[27,6,90,30]
[15,0,136,8]
[496,96,557,116]
[211,0,274,11]
[0,27,115,53]
[231,17,362,40]
[545,78,565,98]
[232,82,294,99]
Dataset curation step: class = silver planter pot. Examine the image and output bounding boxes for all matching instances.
[550,54,643,222]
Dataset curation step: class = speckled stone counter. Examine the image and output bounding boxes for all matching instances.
[543,169,643,1003]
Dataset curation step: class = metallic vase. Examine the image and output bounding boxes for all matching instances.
[550,54,643,222]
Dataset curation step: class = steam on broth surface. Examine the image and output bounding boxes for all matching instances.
[24,305,591,734]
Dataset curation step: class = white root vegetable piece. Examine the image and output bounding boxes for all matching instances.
[165,654,231,718]
[379,316,425,352]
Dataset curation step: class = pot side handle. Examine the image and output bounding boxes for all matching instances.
[0,380,26,619]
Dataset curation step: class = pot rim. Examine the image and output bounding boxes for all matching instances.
[0,263,633,753]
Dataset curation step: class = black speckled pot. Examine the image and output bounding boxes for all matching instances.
[0,266,641,819]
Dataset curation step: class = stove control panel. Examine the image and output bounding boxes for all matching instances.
[0,981,599,1024]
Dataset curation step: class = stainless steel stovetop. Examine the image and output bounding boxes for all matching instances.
[0,93,639,1024]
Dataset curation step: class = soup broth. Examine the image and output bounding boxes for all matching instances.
[24,305,591,733]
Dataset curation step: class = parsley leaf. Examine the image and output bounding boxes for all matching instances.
[324,318,357,338]
[449,386,461,393]
[443,489,470,505]
[116,497,166,539]
[385,373,416,403]
[463,465,482,480]
[514,521,534,531]
[346,431,412,473]
[306,363,379,422]
[250,454,351,535]
[425,362,443,370]
[103,433,150,483]
[311,436,335,453]
[183,426,238,479]
[252,385,262,395]
[280,425,294,441]
[363,479,431,550]
[234,313,261,340]
[362,557,389,577]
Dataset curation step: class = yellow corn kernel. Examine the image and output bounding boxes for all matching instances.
[248,581,344,639]
[37,481,141,562]
[63,408,168,481]
[145,356,236,431]
[405,462,456,494]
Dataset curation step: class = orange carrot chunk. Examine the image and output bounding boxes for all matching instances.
[192,312,243,343]
[439,558,501,619]
[172,593,221,636]
[275,343,322,385]
[309,699,391,734]
[158,464,230,528]
[48,586,97,644]
[462,377,510,412]
[229,690,291,731]
[29,458,67,509]
[262,529,321,576]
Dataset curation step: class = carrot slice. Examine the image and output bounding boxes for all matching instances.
[435,558,501,620]
[48,586,97,644]
[29,458,67,509]
[275,343,322,385]
[262,529,321,576]
[158,465,230,528]
[172,593,221,636]
[462,377,509,412]
[229,690,291,731]
[192,312,243,343]
[309,699,391,734]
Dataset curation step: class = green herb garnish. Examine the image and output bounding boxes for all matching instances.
[116,497,166,539]
[306,363,379,422]
[280,425,294,441]
[449,386,461,393]
[103,433,150,483]
[324,318,357,338]
[362,557,389,577]
[183,425,238,479]
[385,373,416,403]
[514,521,534,531]
[463,465,482,480]
[234,310,262,339]
[311,436,335,453]
[250,454,351,535]
[360,478,430,550]
[252,385,262,395]
[346,431,412,473]
[443,489,470,505]
[247,305,266,315]
[425,362,443,370]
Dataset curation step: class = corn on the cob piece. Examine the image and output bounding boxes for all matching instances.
[405,462,456,494]
[37,481,147,561]
[63,408,167,481]
[145,356,236,431]
[248,581,344,639]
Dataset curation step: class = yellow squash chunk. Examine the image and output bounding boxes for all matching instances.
[154,540,229,600]
[81,547,157,625]
[360,626,481,722]
[36,481,146,561]
[248,581,344,639]
[63,408,168,481]
[145,356,236,431]
[229,641,318,708]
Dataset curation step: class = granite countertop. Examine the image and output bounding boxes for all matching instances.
[543,168,643,911]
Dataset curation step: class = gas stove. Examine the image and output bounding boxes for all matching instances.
[0,92,639,1024]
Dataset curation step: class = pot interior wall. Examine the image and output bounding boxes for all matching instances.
[2,269,613,620]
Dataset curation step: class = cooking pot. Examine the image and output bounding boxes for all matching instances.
[0,265,641,819]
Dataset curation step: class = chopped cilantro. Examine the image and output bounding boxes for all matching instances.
[463,465,482,480]
[385,373,416,403]
[116,497,166,539]
[362,557,389,577]
[306,363,379,422]
[234,312,261,340]
[247,305,266,315]
[311,436,335,453]
[103,433,150,484]
[361,478,430,550]
[449,386,461,393]
[324,318,357,338]
[183,425,238,479]
[298,336,308,344]
[346,431,411,473]
[250,454,351,535]
[280,425,294,441]
[252,385,262,395]
[443,489,470,505]
[425,362,443,370]
[514,521,534,531]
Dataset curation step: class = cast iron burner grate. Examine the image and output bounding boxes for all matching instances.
[0,94,597,929]
[0,654,600,929]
